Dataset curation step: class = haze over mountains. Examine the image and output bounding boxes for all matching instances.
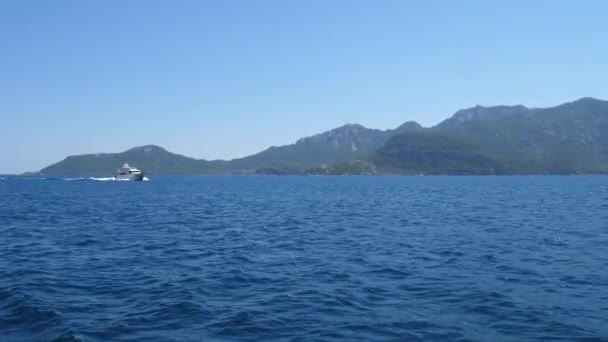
[40,98,608,175]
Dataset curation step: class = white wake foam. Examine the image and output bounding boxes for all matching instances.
[59,177,149,182]
[89,177,117,181]
[88,177,149,181]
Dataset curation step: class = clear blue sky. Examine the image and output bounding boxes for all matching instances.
[1,0,607,173]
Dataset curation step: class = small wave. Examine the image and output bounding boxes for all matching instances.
[50,332,83,342]
[0,289,62,331]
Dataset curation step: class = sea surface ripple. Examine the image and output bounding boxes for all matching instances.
[0,176,607,341]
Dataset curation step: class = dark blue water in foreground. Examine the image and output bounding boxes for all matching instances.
[1,176,607,341]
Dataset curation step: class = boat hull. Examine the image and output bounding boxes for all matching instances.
[114,173,145,181]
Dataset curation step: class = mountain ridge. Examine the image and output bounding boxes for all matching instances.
[38,97,608,175]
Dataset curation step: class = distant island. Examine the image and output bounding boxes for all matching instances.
[39,97,608,176]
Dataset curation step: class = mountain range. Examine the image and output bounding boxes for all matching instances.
[39,97,608,175]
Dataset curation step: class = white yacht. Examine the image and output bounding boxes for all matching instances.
[114,163,145,181]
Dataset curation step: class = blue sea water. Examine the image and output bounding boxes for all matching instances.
[0,176,607,342]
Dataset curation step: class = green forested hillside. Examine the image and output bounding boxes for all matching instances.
[434,97,608,173]
[372,132,506,174]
